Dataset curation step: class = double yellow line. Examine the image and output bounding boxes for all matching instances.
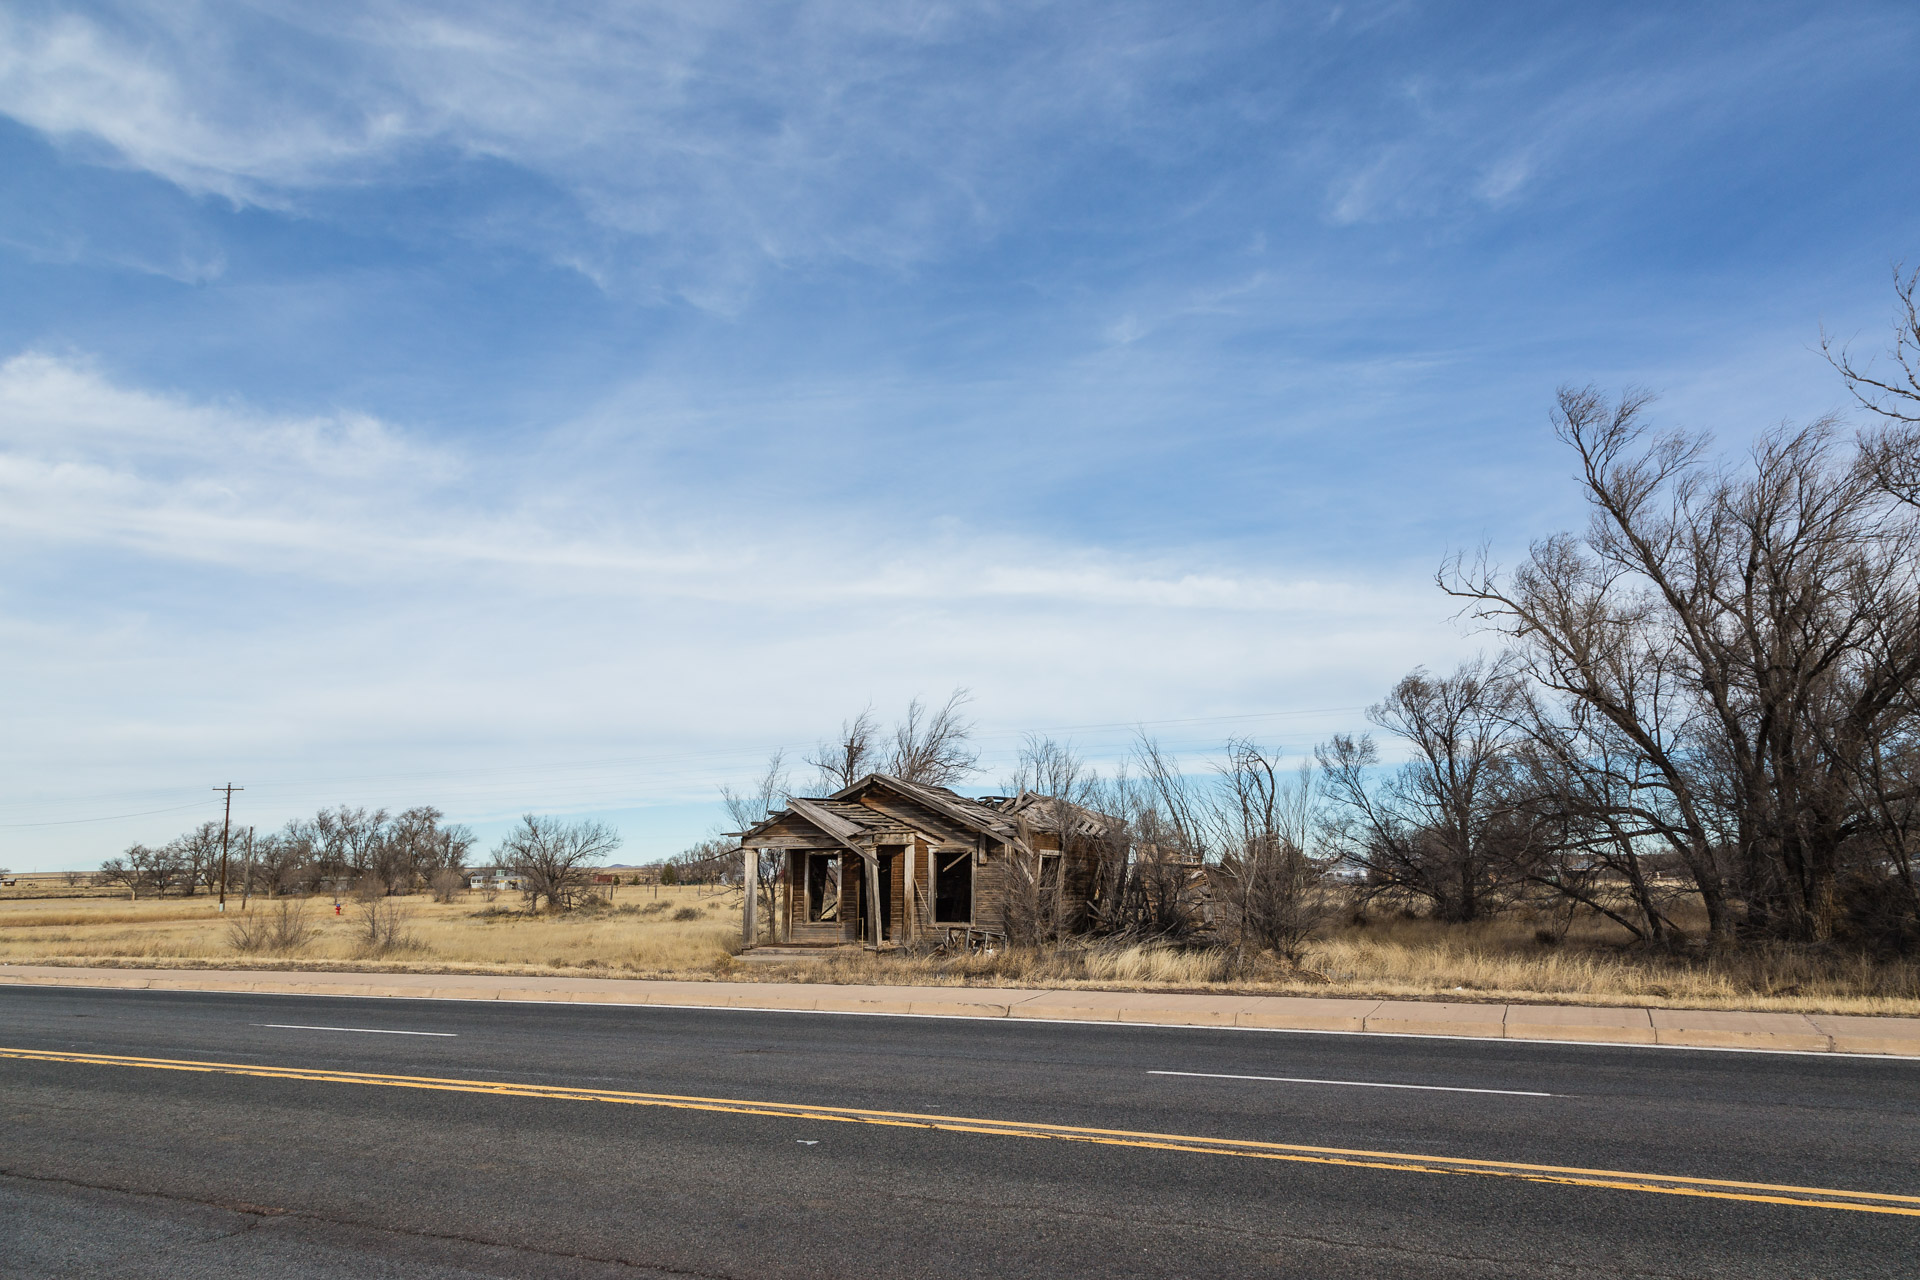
[5,1045,1917,1217]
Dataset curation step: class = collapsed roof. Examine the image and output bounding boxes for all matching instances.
[736,772,1111,854]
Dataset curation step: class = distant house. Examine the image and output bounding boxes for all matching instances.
[734,773,1110,947]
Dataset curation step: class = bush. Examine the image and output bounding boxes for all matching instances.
[672,906,701,922]
[356,896,419,958]
[429,867,465,904]
[228,900,314,956]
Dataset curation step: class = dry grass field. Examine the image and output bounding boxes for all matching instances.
[795,914,1920,1017]
[4,878,1917,1015]
[0,881,742,978]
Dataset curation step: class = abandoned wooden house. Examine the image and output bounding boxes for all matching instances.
[732,773,1110,948]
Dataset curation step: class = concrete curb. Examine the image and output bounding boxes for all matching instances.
[3,965,1917,1058]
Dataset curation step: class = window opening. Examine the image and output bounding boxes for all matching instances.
[806,853,839,922]
[934,847,973,924]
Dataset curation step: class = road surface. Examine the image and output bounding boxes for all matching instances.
[1,984,1914,1278]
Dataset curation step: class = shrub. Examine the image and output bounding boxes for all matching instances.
[356,896,419,958]
[228,899,314,956]
[429,867,465,904]
[672,906,701,922]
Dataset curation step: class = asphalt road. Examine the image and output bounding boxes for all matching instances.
[1,985,1915,1278]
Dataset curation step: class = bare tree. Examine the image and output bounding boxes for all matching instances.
[1509,697,1689,944]
[999,735,1095,944]
[670,837,736,885]
[801,691,979,793]
[313,806,390,888]
[1209,741,1324,966]
[171,822,225,896]
[99,846,163,900]
[381,806,474,891]
[807,708,879,791]
[1318,659,1529,923]
[1112,735,1214,940]
[1442,388,1920,946]
[1825,265,1920,508]
[722,750,791,934]
[494,814,622,913]
[722,749,791,832]
[250,824,313,898]
[886,690,979,785]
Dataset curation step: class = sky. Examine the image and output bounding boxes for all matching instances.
[2,1,1918,870]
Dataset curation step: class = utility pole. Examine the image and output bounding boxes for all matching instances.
[213,784,243,911]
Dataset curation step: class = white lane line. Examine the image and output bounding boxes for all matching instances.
[1148,1069,1554,1097]
[254,1023,457,1037]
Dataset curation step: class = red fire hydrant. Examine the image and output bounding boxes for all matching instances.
[334,902,342,915]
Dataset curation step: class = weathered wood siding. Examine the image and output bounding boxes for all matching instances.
[839,852,861,943]
[785,851,802,933]
[884,845,906,939]
[745,812,833,846]
[907,836,931,935]
[975,842,1007,934]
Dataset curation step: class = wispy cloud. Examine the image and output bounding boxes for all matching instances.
[0,3,1227,305]
[0,351,1432,613]
[1,3,1912,868]
[0,352,1465,856]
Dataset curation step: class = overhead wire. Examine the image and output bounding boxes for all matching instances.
[0,704,1368,832]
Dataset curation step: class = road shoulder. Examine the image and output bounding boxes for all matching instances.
[4,963,1917,1057]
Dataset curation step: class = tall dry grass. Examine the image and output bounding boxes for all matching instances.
[776,913,1920,1016]
[5,886,1917,1015]
[0,885,743,977]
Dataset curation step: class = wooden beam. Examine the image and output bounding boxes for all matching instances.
[771,849,784,944]
[905,839,916,945]
[743,847,759,946]
[868,853,883,947]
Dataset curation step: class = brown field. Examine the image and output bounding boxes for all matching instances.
[789,915,1920,1018]
[3,881,1917,1016]
[0,883,743,978]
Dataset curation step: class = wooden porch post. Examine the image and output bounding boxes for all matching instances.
[775,849,788,944]
[867,852,883,947]
[742,846,759,947]
[905,840,917,945]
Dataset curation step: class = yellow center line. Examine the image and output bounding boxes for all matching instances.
[5,1046,1916,1216]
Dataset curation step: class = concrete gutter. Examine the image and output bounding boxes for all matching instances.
[3,964,1917,1057]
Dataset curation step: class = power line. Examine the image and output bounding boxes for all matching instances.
[0,706,1370,830]
[0,801,211,830]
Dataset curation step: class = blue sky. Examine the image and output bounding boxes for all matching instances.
[2,1,1917,870]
